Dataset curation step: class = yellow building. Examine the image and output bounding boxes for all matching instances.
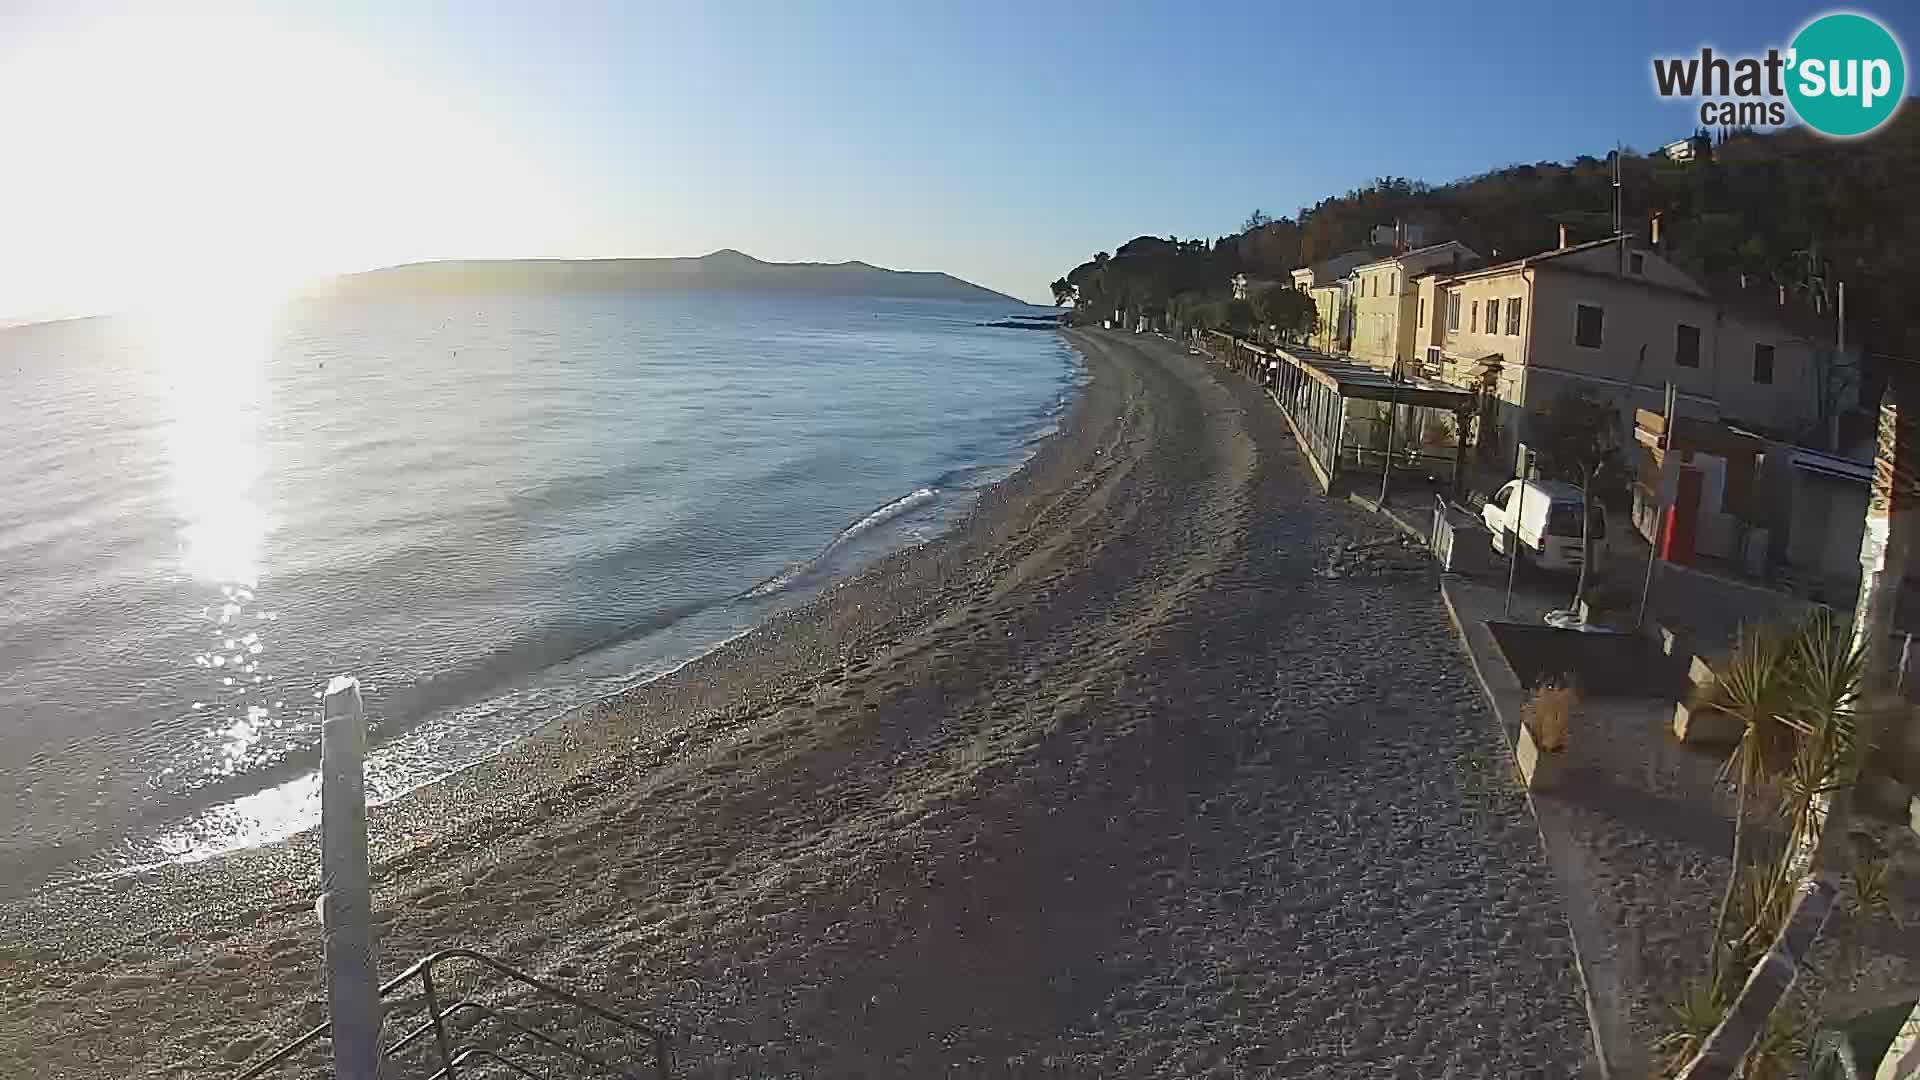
[1290,249,1372,355]
[1344,241,1479,372]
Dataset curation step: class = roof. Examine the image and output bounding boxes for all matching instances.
[1790,446,1873,483]
[1272,343,1476,410]
[1351,240,1476,273]
[1292,249,1374,282]
[1437,235,1630,283]
[1516,479,1588,502]
[1704,275,1838,344]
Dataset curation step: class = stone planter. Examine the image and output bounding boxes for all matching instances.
[1516,722,1568,791]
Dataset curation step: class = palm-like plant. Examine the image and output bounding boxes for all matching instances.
[1705,622,1798,984]
[1776,608,1863,883]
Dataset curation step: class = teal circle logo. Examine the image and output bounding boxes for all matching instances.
[1787,13,1905,137]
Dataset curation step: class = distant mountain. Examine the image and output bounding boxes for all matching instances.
[318,249,1021,304]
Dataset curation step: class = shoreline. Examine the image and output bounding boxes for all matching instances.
[0,330,1113,934]
[9,344,1085,897]
[0,331,1590,1078]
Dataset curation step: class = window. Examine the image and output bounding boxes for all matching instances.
[1630,253,1645,275]
[1486,298,1500,335]
[1574,303,1604,347]
[1754,343,1775,384]
[1418,297,1426,326]
[1469,300,1479,332]
[1447,292,1462,331]
[1676,324,1701,368]
[1506,297,1523,335]
[1491,482,1515,511]
[1387,272,1396,295]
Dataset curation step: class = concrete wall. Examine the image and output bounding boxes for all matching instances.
[1714,313,1821,436]
[1523,269,1724,425]
[1786,471,1870,587]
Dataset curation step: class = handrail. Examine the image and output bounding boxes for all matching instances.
[237,946,672,1079]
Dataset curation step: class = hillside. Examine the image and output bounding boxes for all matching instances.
[323,249,1021,305]
[1060,106,1920,358]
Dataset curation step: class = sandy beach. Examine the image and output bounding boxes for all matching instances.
[0,330,1590,1077]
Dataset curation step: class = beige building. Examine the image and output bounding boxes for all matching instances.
[1288,250,1372,355]
[1412,233,1839,470]
[1288,249,1372,292]
[1345,241,1479,372]
[1308,283,1348,354]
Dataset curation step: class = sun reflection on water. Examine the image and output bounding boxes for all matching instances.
[135,301,290,795]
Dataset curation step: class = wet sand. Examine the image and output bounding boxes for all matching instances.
[0,330,1589,1077]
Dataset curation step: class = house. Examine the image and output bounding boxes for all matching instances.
[1286,250,1374,355]
[1231,273,1281,301]
[1307,282,1349,354]
[1662,132,1712,163]
[1344,240,1480,372]
[1288,249,1373,292]
[1414,225,1847,475]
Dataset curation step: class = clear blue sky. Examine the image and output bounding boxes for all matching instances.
[1,0,1913,314]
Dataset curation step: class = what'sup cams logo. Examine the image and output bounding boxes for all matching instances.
[1653,12,1906,137]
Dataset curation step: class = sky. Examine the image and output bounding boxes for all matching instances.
[0,0,1914,317]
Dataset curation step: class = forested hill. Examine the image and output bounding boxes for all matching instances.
[323,250,1021,305]
[1057,107,1919,357]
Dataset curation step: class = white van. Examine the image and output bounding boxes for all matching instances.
[1481,478,1607,573]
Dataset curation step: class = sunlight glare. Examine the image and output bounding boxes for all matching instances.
[0,10,570,316]
[135,297,275,588]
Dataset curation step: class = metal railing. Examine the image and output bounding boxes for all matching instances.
[237,946,672,1080]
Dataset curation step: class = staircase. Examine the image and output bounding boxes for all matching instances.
[237,947,671,1079]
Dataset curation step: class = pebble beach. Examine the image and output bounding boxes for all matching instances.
[0,330,1592,1077]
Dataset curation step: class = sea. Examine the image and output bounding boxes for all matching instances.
[0,289,1080,893]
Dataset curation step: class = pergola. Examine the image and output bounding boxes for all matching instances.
[1209,333,1475,497]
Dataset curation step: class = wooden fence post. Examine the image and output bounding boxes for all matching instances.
[319,676,382,1080]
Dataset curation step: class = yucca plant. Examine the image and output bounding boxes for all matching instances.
[1850,850,1893,922]
[1705,621,1799,983]
[1775,608,1862,883]
[1653,979,1725,1077]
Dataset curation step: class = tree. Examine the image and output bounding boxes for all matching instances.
[1254,285,1319,341]
[1224,298,1255,334]
[1049,278,1076,307]
[1529,391,1627,604]
[1665,611,1863,1078]
[1242,208,1273,232]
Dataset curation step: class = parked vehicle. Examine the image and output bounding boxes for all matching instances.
[1480,478,1606,573]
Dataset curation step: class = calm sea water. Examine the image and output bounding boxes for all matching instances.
[0,290,1077,891]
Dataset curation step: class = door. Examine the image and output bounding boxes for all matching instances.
[1484,482,1518,553]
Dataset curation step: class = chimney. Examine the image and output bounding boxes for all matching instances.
[1649,213,1662,250]
[1558,223,1571,250]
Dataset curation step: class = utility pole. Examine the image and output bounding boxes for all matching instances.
[1613,144,1625,275]
[1378,362,1402,507]
[1835,281,1848,453]
[1635,382,1676,630]
[1504,448,1536,618]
